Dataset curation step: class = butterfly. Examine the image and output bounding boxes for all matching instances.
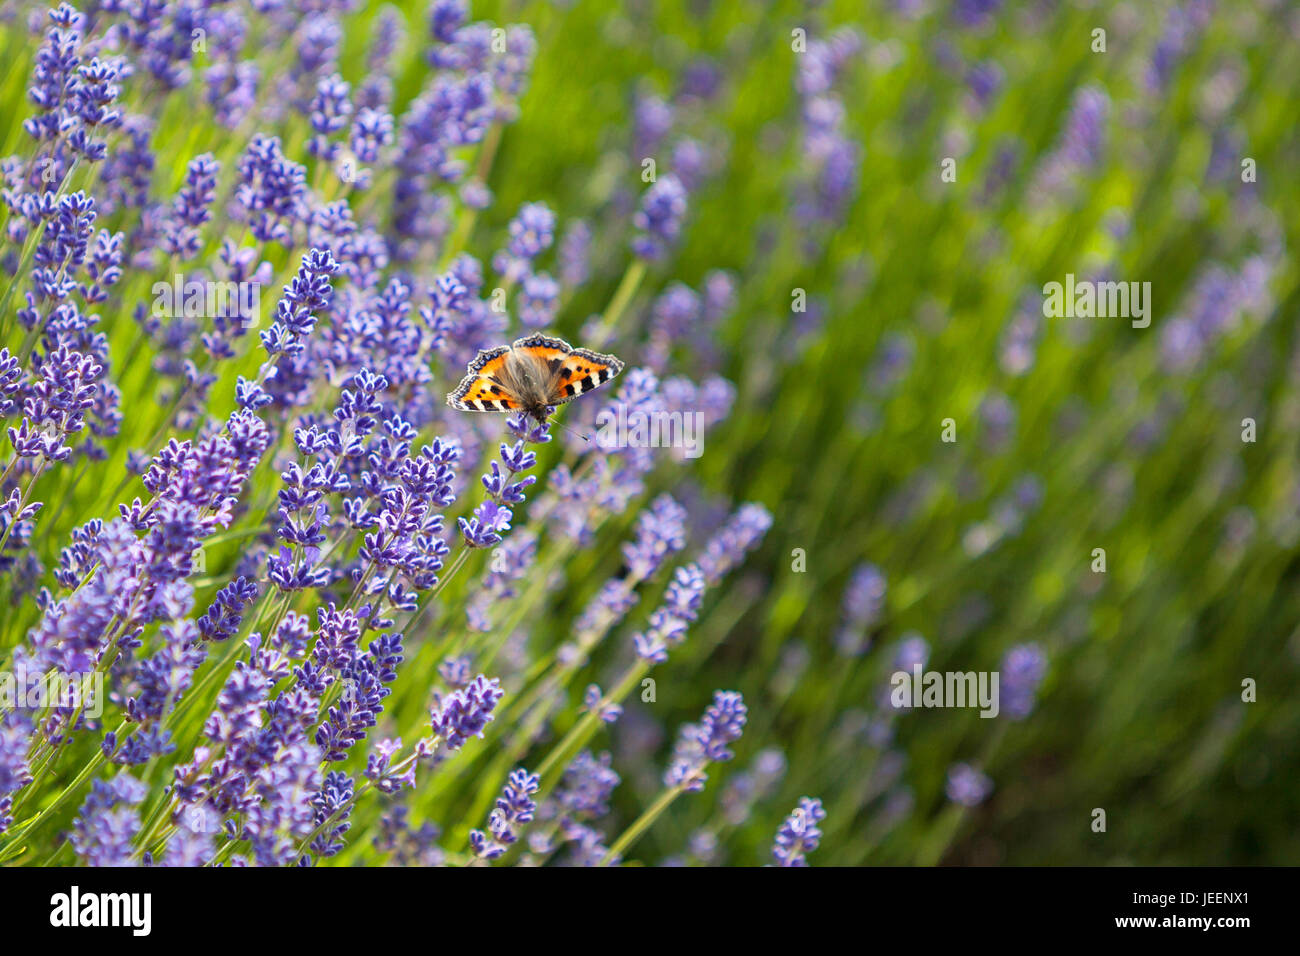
[446,332,626,424]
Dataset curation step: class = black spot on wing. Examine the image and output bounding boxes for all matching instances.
[570,348,625,377]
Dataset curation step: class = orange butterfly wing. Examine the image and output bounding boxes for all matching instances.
[447,334,626,415]
[446,347,521,412]
[511,333,625,406]
[548,347,625,404]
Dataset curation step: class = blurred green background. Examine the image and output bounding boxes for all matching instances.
[484,0,1300,865]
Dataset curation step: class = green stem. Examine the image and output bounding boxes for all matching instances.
[602,783,686,865]
[588,260,647,348]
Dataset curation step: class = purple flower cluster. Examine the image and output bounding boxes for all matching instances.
[631,174,687,261]
[1029,85,1109,199]
[632,563,705,665]
[0,0,790,870]
[428,674,504,750]
[542,749,621,866]
[946,763,993,808]
[459,413,547,548]
[771,796,826,866]
[72,773,145,866]
[0,714,34,834]
[836,563,886,657]
[575,493,687,642]
[1000,643,1048,720]
[698,503,773,584]
[469,766,539,859]
[793,28,861,242]
[664,690,748,792]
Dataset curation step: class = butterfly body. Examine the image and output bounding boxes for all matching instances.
[447,333,625,424]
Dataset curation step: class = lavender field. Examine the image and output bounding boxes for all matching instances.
[0,0,1297,869]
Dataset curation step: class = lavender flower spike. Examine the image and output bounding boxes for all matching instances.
[429,674,505,750]
[771,797,826,866]
[664,690,748,792]
[469,767,540,860]
[631,174,687,261]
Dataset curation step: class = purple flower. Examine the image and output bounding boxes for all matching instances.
[999,294,1042,375]
[159,805,217,867]
[197,576,259,642]
[843,563,886,626]
[494,201,556,283]
[459,499,512,548]
[0,713,34,833]
[793,31,862,240]
[946,763,993,807]
[460,415,548,547]
[27,518,138,678]
[256,248,340,396]
[583,684,623,724]
[429,0,469,44]
[720,749,787,826]
[1000,643,1048,719]
[698,503,772,585]
[836,563,886,656]
[893,632,931,674]
[235,135,307,244]
[1030,86,1109,198]
[306,73,353,161]
[315,640,400,762]
[517,271,559,328]
[664,690,748,792]
[556,749,621,819]
[631,174,687,261]
[558,219,592,289]
[429,674,504,750]
[771,797,826,866]
[28,190,96,302]
[469,767,540,859]
[350,107,394,165]
[671,137,711,192]
[623,493,688,579]
[952,0,1003,29]
[965,60,1003,109]
[72,773,146,866]
[23,4,84,146]
[679,57,722,101]
[161,153,219,259]
[126,620,207,724]
[633,563,705,664]
[365,737,417,794]
[308,771,354,858]
[633,93,674,159]
[1146,2,1212,94]
[978,392,1016,451]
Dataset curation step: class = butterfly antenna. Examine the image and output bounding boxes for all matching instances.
[553,419,591,443]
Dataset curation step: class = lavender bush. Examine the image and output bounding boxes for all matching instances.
[0,1,1296,868]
